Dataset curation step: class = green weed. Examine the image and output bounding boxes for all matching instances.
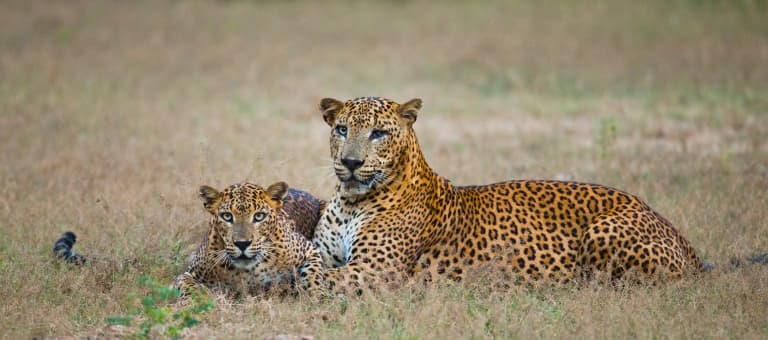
[596,117,618,160]
[106,275,214,339]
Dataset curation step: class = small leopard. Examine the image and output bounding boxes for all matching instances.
[173,182,326,297]
[54,183,327,298]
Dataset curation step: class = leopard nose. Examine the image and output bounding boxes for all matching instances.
[341,158,364,171]
[233,240,252,252]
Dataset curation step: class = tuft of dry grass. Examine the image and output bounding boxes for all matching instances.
[1,0,767,338]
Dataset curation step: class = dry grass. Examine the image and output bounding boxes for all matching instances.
[1,0,767,338]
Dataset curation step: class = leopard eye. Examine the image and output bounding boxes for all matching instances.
[370,129,389,140]
[252,212,267,223]
[335,125,348,137]
[219,212,233,223]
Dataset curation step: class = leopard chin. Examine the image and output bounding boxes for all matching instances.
[229,253,264,270]
[339,178,375,197]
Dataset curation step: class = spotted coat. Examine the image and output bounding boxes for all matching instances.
[174,182,326,298]
[313,97,704,293]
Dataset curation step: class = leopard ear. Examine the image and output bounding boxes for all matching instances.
[398,98,422,126]
[320,98,344,126]
[266,181,289,206]
[199,185,222,214]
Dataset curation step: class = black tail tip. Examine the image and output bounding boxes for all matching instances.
[748,253,768,265]
[53,231,85,265]
[729,252,768,268]
[54,231,77,249]
[60,231,77,243]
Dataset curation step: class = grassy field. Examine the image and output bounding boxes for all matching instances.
[1,0,767,338]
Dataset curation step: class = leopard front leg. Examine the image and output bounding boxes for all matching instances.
[170,271,211,303]
[296,248,329,299]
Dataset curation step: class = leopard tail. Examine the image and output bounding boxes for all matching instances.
[53,231,87,265]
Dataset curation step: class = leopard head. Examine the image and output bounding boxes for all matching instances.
[319,96,422,197]
[198,182,289,270]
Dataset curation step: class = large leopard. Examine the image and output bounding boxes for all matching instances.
[312,96,709,293]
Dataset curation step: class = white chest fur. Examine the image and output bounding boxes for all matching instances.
[316,201,368,267]
[339,213,364,264]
